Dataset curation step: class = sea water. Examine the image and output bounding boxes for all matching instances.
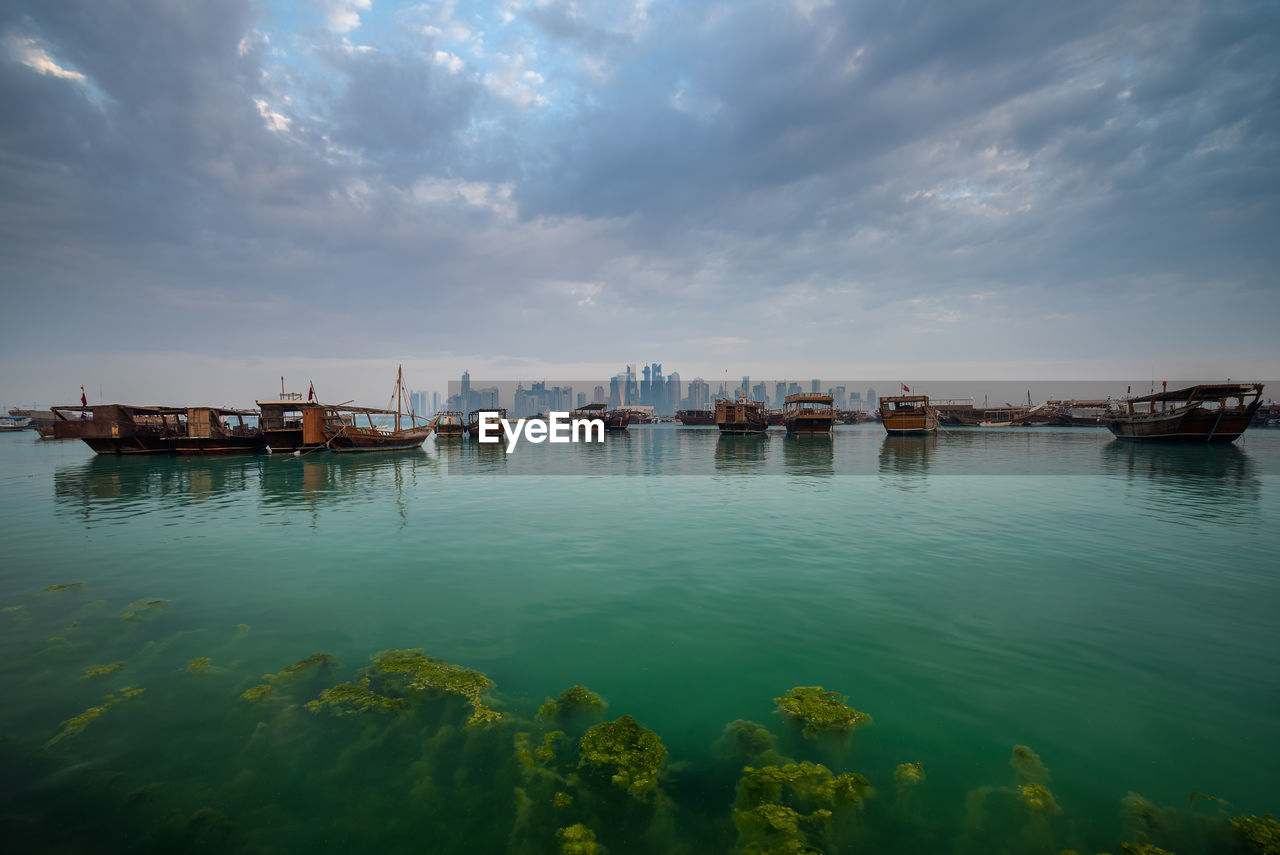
[0,426,1277,854]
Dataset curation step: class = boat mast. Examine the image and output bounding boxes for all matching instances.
[396,365,403,432]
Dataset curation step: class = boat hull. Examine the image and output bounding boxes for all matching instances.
[1104,409,1256,443]
[327,426,431,452]
[172,436,268,455]
[783,415,834,433]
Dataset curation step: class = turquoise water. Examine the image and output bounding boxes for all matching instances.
[1,426,1278,853]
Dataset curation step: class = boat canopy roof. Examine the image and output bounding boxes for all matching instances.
[784,393,833,405]
[573,403,608,411]
[1126,383,1263,404]
[880,395,929,404]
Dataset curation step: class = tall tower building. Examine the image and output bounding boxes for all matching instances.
[811,378,821,394]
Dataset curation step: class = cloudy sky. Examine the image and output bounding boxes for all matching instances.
[1,0,1277,406]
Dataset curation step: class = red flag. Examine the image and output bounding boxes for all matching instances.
[1162,380,1167,392]
[80,387,87,407]
[307,382,315,402]
[902,384,910,393]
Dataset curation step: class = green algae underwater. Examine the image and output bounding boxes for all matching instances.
[3,588,1277,854]
[2,428,1280,853]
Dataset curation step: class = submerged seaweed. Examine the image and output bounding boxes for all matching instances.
[894,761,925,790]
[265,652,335,682]
[734,762,871,853]
[81,662,126,679]
[306,678,405,715]
[1011,744,1049,783]
[774,686,870,737]
[239,684,273,703]
[556,823,600,854]
[51,687,146,744]
[578,714,667,800]
[1233,813,1280,855]
[42,582,84,593]
[538,685,606,722]
[369,648,500,726]
[186,658,213,673]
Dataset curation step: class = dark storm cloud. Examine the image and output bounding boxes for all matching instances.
[0,0,1276,388]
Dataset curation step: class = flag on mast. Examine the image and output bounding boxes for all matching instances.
[308,382,315,402]
[80,385,87,419]
[902,384,910,393]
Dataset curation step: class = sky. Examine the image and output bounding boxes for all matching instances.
[1,0,1278,407]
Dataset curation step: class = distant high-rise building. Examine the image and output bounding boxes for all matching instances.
[775,382,787,407]
[593,385,605,404]
[609,375,623,407]
[688,377,709,411]
[811,378,821,394]
[751,382,767,404]
[577,393,586,408]
[461,370,471,404]
[833,385,847,409]
[664,371,680,415]
[866,388,877,410]
[849,391,862,411]
[788,382,801,397]
[431,391,440,415]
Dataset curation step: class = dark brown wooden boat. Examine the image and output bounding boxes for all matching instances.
[51,404,186,454]
[171,408,266,455]
[716,396,767,434]
[431,411,466,437]
[466,408,508,437]
[321,367,432,453]
[676,408,715,426]
[1103,382,1264,443]
[573,403,629,430]
[257,392,326,452]
[879,395,938,435]
[782,393,835,434]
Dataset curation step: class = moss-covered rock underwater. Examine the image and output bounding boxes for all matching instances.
[2,586,1278,854]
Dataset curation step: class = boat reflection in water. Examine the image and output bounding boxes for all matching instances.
[55,451,434,524]
[878,434,937,491]
[714,433,768,474]
[1102,440,1260,526]
[432,431,507,475]
[54,455,264,524]
[781,433,834,477]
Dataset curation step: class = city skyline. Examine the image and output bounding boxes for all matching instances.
[1,1,1277,407]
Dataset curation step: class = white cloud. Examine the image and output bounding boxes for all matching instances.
[434,50,463,73]
[6,35,87,84]
[484,53,546,108]
[323,0,373,34]
[254,99,292,133]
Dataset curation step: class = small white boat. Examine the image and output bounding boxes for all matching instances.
[0,415,32,432]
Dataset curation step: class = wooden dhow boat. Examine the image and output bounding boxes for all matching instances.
[50,404,266,454]
[716,396,768,434]
[257,388,325,452]
[782,393,835,434]
[430,411,466,437]
[320,366,433,453]
[571,402,630,431]
[676,408,716,426]
[466,408,508,438]
[879,394,938,435]
[171,407,265,455]
[1103,382,1264,443]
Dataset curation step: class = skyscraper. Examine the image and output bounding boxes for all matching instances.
[593,385,605,404]
[811,379,821,394]
[688,377,709,411]
[866,388,877,410]
[775,382,787,407]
